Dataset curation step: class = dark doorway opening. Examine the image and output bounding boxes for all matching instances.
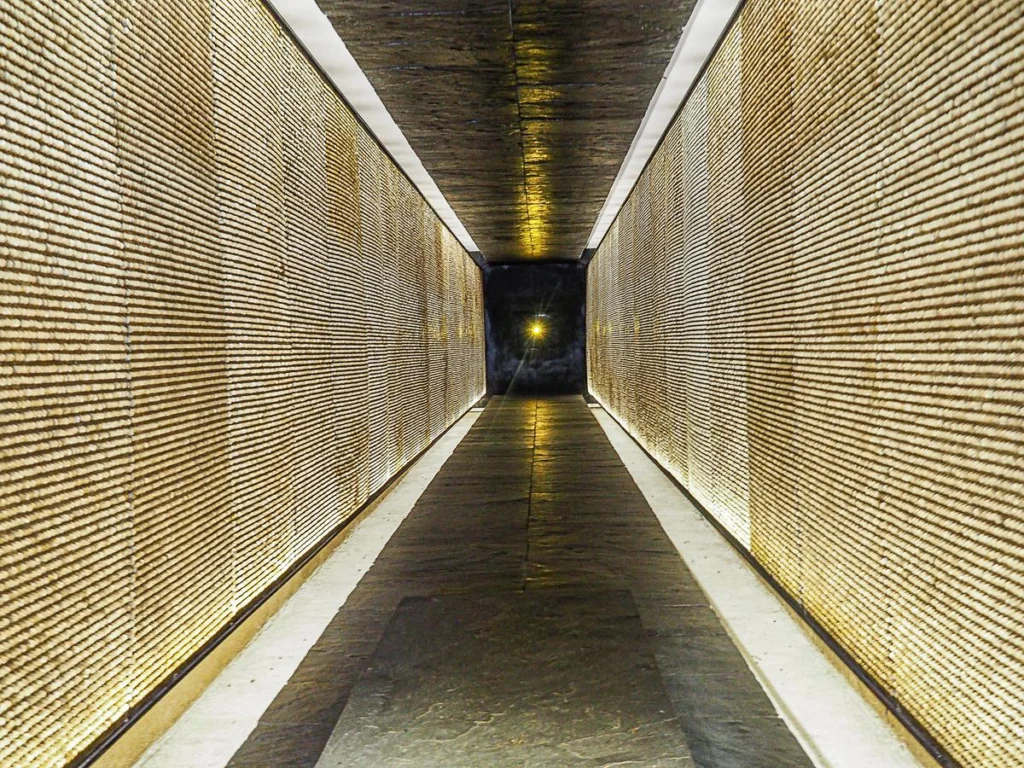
[483,262,586,395]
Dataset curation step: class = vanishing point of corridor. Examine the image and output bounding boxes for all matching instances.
[228,397,812,768]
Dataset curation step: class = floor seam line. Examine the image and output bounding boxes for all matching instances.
[521,399,539,592]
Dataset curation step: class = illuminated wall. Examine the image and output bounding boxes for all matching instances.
[587,1,1024,765]
[0,0,484,765]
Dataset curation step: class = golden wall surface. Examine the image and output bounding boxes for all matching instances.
[587,1,1024,765]
[0,1,485,765]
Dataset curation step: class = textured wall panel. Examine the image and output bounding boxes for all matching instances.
[739,0,800,601]
[325,99,371,511]
[114,0,234,707]
[390,168,429,467]
[788,0,895,697]
[872,2,1024,758]
[0,4,133,765]
[661,119,690,487]
[211,0,295,609]
[424,216,449,437]
[443,225,486,417]
[587,0,1024,764]
[0,0,485,764]
[677,81,717,527]
[281,34,344,554]
[705,26,752,546]
[355,131,393,495]
[646,145,671,467]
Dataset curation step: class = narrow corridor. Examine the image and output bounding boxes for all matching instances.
[227,397,813,767]
[4,1,1019,764]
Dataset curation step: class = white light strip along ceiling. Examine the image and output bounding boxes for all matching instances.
[265,0,480,254]
[585,0,744,252]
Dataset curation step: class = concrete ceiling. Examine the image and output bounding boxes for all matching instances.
[319,0,697,262]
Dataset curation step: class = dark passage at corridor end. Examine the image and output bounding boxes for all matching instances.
[228,397,814,767]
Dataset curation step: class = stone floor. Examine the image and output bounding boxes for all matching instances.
[227,396,815,767]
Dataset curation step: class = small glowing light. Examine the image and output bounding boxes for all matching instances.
[529,321,545,339]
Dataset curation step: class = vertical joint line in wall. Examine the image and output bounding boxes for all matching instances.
[351,124,373,506]
[121,261,140,690]
[507,0,537,259]
[107,5,141,689]
[206,5,242,615]
[873,0,896,686]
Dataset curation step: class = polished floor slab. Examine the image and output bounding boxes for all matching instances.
[318,592,688,768]
[227,396,814,767]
